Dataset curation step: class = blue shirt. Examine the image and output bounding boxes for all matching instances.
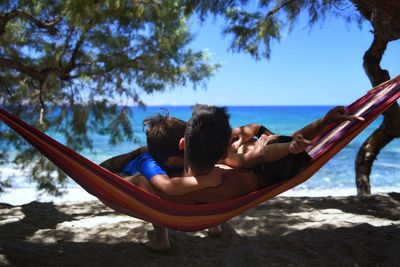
[121,152,166,181]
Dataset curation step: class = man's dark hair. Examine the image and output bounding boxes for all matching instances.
[143,113,186,164]
[185,104,231,174]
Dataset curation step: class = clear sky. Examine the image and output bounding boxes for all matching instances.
[140,11,400,106]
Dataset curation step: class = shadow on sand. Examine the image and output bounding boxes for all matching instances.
[0,193,399,267]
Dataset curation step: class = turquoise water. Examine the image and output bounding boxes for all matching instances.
[2,106,400,195]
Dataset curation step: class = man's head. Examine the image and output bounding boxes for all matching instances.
[184,104,231,174]
[143,113,186,168]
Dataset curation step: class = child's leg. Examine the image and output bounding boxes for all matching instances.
[145,224,171,252]
[123,175,172,252]
[208,225,222,237]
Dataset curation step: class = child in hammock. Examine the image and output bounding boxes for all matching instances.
[120,114,222,196]
[118,113,224,251]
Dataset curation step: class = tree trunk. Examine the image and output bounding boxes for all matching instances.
[351,0,400,196]
[355,104,400,195]
[355,34,400,196]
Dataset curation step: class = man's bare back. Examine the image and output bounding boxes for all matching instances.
[101,147,262,204]
[156,165,261,204]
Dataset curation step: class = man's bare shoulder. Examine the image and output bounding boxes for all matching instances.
[214,164,233,170]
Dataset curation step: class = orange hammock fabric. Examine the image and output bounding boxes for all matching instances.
[0,76,399,231]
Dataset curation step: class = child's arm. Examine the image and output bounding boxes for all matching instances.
[129,152,222,195]
[150,168,222,195]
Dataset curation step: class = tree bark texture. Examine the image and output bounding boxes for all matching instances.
[352,0,400,196]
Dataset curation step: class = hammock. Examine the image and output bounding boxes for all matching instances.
[1,76,399,231]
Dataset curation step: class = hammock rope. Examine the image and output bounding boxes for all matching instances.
[0,76,399,231]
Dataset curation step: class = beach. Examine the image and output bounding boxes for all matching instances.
[1,105,399,266]
[1,193,399,267]
[1,1,399,264]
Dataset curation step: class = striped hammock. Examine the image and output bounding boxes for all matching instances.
[1,76,399,231]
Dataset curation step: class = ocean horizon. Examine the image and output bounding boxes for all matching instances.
[1,105,399,205]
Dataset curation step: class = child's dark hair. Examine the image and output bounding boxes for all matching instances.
[143,113,186,164]
[185,104,231,174]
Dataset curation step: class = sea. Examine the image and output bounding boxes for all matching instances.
[1,106,399,205]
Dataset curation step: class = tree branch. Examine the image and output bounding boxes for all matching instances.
[0,9,61,36]
[264,0,297,20]
[59,27,75,67]
[15,9,61,31]
[65,22,93,72]
[362,34,390,86]
[0,9,17,36]
[0,57,44,81]
[24,23,93,83]
[5,85,14,98]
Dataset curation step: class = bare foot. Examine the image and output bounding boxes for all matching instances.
[144,230,171,252]
[208,225,222,238]
[144,237,171,252]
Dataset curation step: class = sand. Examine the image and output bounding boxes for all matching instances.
[1,193,400,267]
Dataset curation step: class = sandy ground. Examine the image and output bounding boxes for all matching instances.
[1,193,400,267]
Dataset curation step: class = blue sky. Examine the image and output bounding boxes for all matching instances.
[140,12,400,106]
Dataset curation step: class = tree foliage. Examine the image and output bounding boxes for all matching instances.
[0,0,219,194]
[185,0,364,59]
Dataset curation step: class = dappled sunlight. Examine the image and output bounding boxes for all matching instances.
[0,206,24,226]
[25,201,152,244]
[1,194,400,266]
[28,218,150,244]
[287,208,399,232]
[229,193,400,238]
[56,201,116,218]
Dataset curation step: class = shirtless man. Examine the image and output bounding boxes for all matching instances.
[100,105,362,251]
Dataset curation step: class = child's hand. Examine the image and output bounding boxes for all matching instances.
[322,106,364,125]
[289,134,314,154]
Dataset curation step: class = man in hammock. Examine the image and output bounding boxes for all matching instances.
[138,105,360,196]
[101,105,362,251]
